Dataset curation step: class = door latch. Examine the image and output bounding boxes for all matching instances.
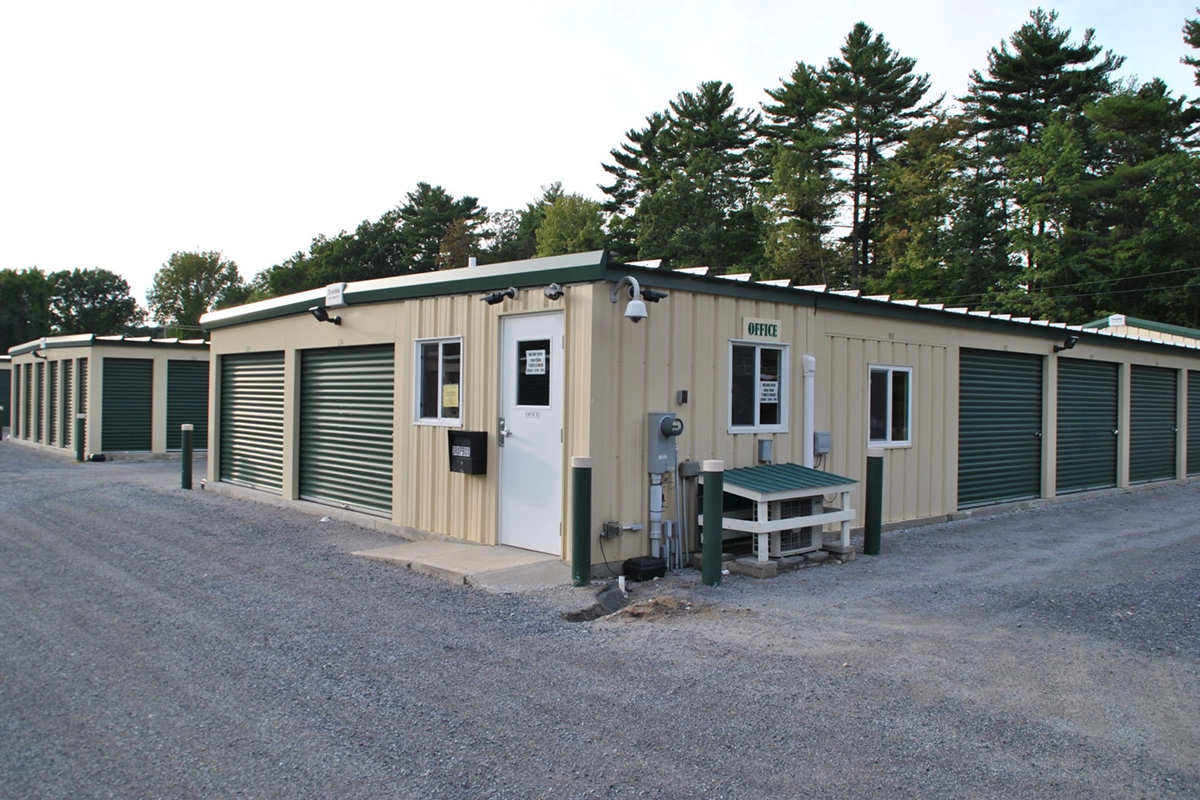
[498,417,513,447]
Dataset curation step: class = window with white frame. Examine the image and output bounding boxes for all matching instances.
[729,342,788,432]
[415,338,462,424]
[869,365,911,445]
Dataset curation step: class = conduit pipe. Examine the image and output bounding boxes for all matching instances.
[649,474,663,558]
[802,354,816,468]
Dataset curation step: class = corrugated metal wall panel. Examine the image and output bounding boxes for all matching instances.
[1056,358,1119,493]
[958,349,1043,508]
[1189,371,1200,476]
[825,335,950,524]
[102,358,153,451]
[167,360,210,450]
[1130,365,1177,483]
[220,352,285,492]
[61,359,73,449]
[299,345,395,515]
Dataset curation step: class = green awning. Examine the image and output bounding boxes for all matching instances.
[717,462,857,501]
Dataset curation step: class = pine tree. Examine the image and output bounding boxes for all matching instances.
[760,62,844,284]
[601,81,764,268]
[822,23,939,286]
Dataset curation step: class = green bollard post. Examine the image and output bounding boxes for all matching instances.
[75,414,86,462]
[864,449,883,555]
[181,424,193,490]
[571,457,592,587]
[701,459,724,586]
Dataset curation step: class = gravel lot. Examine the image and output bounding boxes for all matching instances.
[1,442,1197,799]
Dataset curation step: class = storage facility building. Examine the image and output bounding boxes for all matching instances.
[198,251,1200,569]
[7,335,210,458]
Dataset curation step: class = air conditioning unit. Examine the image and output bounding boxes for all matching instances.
[752,497,820,557]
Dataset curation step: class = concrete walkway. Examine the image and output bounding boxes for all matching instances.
[353,540,572,592]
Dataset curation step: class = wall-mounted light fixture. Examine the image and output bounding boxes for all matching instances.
[309,306,342,325]
[1054,334,1080,353]
[32,337,48,359]
[481,287,518,305]
[543,283,564,301]
[610,276,648,323]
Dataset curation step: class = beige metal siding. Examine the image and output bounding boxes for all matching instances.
[825,334,951,524]
[206,284,588,549]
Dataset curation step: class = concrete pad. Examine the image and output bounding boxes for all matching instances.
[353,540,569,591]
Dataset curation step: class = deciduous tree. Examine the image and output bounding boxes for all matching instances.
[48,268,145,335]
[149,251,243,331]
[0,268,50,353]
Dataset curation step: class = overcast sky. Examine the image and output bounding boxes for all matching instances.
[3,0,1197,307]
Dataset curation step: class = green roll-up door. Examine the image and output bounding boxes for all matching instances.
[61,359,73,449]
[1130,365,1177,484]
[299,345,395,515]
[0,367,10,430]
[220,352,285,492]
[958,349,1044,508]
[1189,371,1200,477]
[48,361,59,446]
[78,358,88,450]
[35,362,44,443]
[23,364,33,440]
[1056,358,1119,494]
[167,360,210,450]
[102,358,153,451]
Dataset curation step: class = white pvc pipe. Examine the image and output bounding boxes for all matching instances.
[649,474,663,558]
[802,354,816,468]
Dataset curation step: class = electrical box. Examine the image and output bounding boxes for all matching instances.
[623,556,667,581]
[648,412,684,474]
[448,431,488,475]
[814,430,832,455]
[757,438,773,464]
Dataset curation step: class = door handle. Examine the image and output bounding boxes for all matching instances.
[498,417,513,446]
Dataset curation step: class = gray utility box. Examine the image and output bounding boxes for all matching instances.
[448,431,488,475]
[648,412,684,473]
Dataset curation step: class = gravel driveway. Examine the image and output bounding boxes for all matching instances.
[1,443,1197,799]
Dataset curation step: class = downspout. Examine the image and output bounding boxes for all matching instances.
[802,354,816,468]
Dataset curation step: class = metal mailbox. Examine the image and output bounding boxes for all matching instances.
[448,430,488,475]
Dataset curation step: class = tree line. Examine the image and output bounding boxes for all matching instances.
[4,7,1199,355]
[257,8,1200,327]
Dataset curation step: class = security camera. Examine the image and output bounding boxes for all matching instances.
[624,299,648,323]
[308,306,341,325]
[482,287,518,305]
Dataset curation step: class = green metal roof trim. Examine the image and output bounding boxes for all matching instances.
[199,250,611,330]
[8,334,209,356]
[628,266,1200,358]
[194,248,1200,360]
[720,462,857,496]
[1083,314,1200,342]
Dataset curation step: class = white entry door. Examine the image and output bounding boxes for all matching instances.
[498,312,564,555]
